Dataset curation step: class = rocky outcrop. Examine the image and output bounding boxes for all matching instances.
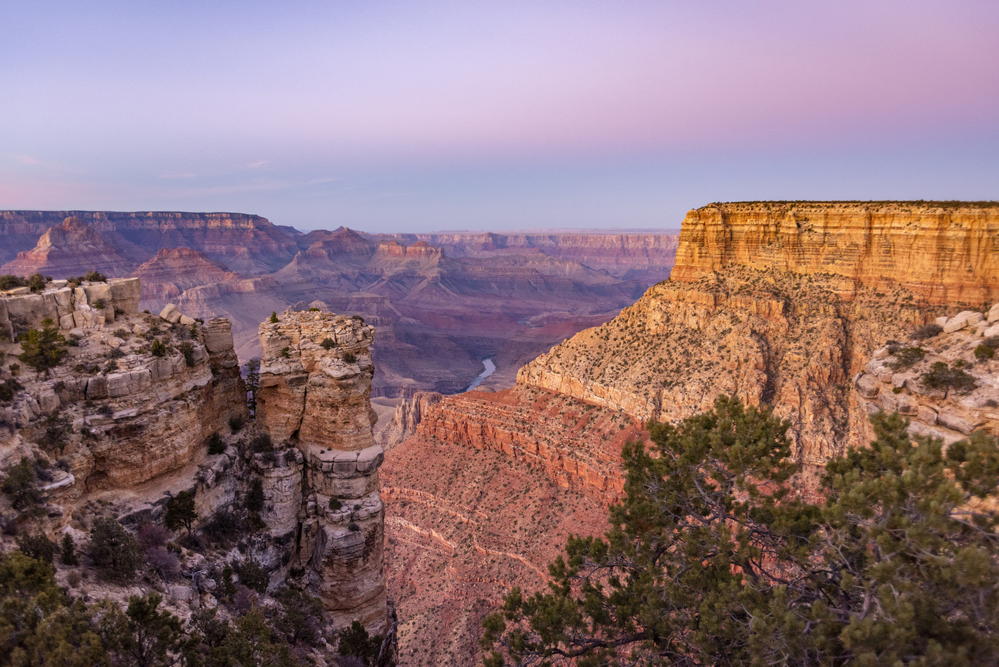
[1,217,138,278]
[375,391,444,449]
[134,248,237,302]
[0,284,247,494]
[518,202,999,465]
[256,309,388,632]
[852,304,999,446]
[0,277,141,340]
[672,202,999,304]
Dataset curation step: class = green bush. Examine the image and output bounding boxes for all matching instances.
[321,338,335,350]
[150,338,167,357]
[18,318,68,373]
[229,415,244,433]
[92,298,107,310]
[269,312,279,323]
[921,361,976,393]
[250,432,273,453]
[84,270,107,282]
[0,378,23,402]
[16,532,56,564]
[207,432,225,455]
[27,273,46,293]
[89,517,143,582]
[61,533,78,566]
[1,457,41,510]
[329,497,342,511]
[164,490,197,534]
[888,346,925,370]
[0,274,28,291]
[343,351,357,364]
[975,344,995,361]
[339,621,383,667]
[233,558,269,594]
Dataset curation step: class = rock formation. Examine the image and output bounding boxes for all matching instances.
[0,278,248,493]
[256,309,388,632]
[518,202,999,466]
[853,304,999,446]
[1,217,138,278]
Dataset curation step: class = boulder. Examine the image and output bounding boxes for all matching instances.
[943,310,984,333]
[855,374,880,398]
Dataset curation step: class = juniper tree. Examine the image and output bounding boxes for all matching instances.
[482,398,999,666]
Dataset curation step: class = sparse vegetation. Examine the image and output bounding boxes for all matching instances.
[245,478,265,513]
[178,341,196,366]
[343,351,357,364]
[17,318,68,373]
[321,337,336,350]
[89,517,143,582]
[270,311,279,323]
[2,457,42,510]
[164,489,197,534]
[150,338,167,357]
[0,274,28,291]
[912,322,944,340]
[887,345,925,370]
[207,432,225,455]
[16,532,56,564]
[921,361,977,393]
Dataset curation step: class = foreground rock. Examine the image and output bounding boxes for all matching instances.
[257,308,388,632]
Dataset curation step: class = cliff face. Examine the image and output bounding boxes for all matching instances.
[518,202,999,464]
[256,310,387,632]
[381,385,632,665]
[673,202,999,304]
[0,279,247,494]
[0,211,298,273]
[1,217,138,278]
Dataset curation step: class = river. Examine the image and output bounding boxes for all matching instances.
[465,357,496,391]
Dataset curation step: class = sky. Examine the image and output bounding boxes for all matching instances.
[2,0,997,233]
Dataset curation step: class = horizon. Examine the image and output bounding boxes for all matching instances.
[3,1,997,232]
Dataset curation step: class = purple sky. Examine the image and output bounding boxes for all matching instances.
[2,0,997,232]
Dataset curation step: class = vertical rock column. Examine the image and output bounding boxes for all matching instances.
[257,310,387,632]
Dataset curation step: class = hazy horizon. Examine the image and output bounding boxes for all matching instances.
[3,0,997,233]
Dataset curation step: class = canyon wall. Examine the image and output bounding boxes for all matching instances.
[0,210,298,273]
[256,309,388,632]
[518,202,999,464]
[673,202,999,304]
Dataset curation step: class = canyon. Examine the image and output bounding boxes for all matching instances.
[0,212,680,399]
[380,201,999,663]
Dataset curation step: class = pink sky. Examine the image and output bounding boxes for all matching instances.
[1,0,996,231]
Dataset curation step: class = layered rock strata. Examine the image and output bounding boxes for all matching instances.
[1,217,138,278]
[673,202,999,305]
[519,202,999,464]
[256,309,387,632]
[0,281,247,494]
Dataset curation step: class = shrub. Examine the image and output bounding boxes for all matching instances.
[975,345,995,361]
[104,360,118,374]
[178,342,196,367]
[207,432,225,455]
[2,457,41,510]
[343,351,357,364]
[982,336,999,350]
[17,532,56,564]
[137,522,169,550]
[0,274,28,291]
[233,558,269,594]
[329,497,342,511]
[84,270,107,282]
[338,621,382,667]
[89,517,143,582]
[164,490,197,534]
[921,361,976,393]
[280,346,290,358]
[92,298,107,310]
[0,378,23,402]
[60,533,78,565]
[18,318,68,373]
[245,478,265,513]
[912,322,943,340]
[309,307,320,312]
[229,415,244,433]
[146,546,181,580]
[270,312,279,323]
[66,569,81,587]
[106,347,124,359]
[250,432,273,453]
[27,273,46,292]
[150,339,167,357]
[887,346,925,370]
[321,338,336,350]
[202,508,243,546]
